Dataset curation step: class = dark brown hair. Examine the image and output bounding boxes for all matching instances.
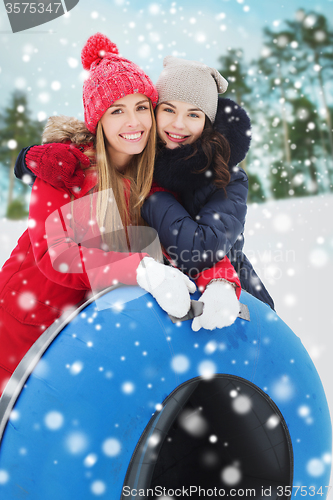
[187,116,231,189]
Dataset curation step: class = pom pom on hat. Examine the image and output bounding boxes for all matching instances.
[81,33,158,134]
[81,33,119,71]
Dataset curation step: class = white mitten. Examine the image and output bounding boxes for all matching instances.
[192,280,239,332]
[136,257,196,318]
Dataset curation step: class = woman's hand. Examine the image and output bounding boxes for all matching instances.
[192,280,239,331]
[136,257,196,318]
[26,143,90,190]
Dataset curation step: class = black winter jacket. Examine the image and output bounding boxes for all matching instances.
[141,97,274,310]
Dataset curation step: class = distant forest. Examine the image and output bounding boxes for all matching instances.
[218,9,333,202]
[0,8,332,218]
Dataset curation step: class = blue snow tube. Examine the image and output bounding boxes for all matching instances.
[0,286,331,499]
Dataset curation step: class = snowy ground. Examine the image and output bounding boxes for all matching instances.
[242,194,333,419]
[1,194,332,439]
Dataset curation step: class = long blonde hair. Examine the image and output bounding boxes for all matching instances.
[92,99,157,251]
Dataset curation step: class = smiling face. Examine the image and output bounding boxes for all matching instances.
[100,93,153,170]
[155,100,206,149]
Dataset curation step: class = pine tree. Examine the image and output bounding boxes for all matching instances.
[255,23,326,199]
[246,171,266,203]
[218,49,266,202]
[258,28,291,163]
[0,91,44,218]
[286,10,333,160]
[218,48,252,107]
[288,96,322,196]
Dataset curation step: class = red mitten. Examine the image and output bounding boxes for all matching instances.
[26,143,91,189]
[194,256,241,299]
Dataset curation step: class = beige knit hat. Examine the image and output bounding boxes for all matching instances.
[156,56,228,123]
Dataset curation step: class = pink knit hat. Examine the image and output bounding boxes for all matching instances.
[81,33,159,134]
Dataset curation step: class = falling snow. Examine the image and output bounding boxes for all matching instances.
[69,361,84,375]
[178,409,208,437]
[231,394,252,414]
[65,432,89,455]
[306,458,325,477]
[221,465,242,486]
[44,411,64,430]
[102,438,121,457]
[0,470,9,485]
[0,0,333,490]
[171,354,190,373]
[198,360,216,380]
[84,453,98,468]
[271,375,295,403]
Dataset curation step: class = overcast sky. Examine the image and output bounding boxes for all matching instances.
[0,0,332,122]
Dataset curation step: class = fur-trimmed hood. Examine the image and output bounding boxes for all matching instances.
[42,115,95,145]
[153,97,251,193]
[214,97,251,168]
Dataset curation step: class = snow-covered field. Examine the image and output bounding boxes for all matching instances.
[243,194,333,413]
[1,194,332,434]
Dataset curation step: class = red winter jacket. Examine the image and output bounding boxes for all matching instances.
[0,168,146,395]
